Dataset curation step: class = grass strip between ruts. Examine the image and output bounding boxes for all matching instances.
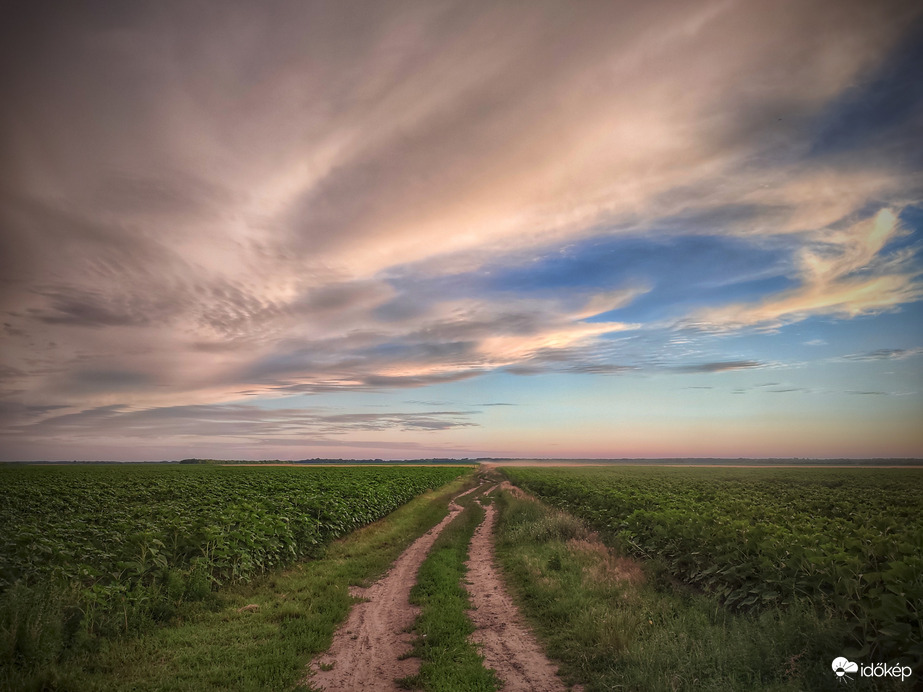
[14,474,472,692]
[399,487,500,692]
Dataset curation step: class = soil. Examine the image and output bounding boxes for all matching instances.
[306,483,482,691]
[464,498,569,691]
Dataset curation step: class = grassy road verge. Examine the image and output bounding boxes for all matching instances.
[492,486,862,692]
[15,474,472,692]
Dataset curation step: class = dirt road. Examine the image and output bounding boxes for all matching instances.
[307,481,568,691]
[307,484,481,691]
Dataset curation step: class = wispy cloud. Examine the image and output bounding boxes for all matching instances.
[672,361,764,374]
[683,210,923,331]
[4,403,479,444]
[841,347,923,361]
[1,0,921,458]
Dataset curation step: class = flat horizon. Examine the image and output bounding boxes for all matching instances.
[6,457,922,466]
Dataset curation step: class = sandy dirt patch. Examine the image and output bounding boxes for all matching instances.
[306,483,482,691]
[465,499,569,692]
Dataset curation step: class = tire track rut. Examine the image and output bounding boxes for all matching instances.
[307,481,569,691]
[465,495,569,691]
[307,483,481,691]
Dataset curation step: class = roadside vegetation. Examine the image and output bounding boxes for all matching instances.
[399,483,499,692]
[0,464,468,690]
[493,485,873,691]
[494,467,921,691]
[501,466,922,669]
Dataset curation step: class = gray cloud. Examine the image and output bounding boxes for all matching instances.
[252,437,461,451]
[564,364,637,375]
[195,282,286,340]
[405,399,513,407]
[360,372,483,389]
[502,366,544,376]
[498,344,638,377]
[672,361,764,374]
[0,364,26,381]
[4,402,479,443]
[294,281,393,317]
[91,172,237,220]
[66,369,153,394]
[33,288,176,327]
[842,347,923,361]
[319,411,476,432]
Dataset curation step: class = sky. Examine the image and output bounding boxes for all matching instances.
[1,0,922,461]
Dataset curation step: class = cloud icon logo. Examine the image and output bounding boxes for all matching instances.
[832,657,859,679]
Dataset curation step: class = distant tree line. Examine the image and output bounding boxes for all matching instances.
[178,458,478,465]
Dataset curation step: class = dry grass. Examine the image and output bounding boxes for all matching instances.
[566,537,645,586]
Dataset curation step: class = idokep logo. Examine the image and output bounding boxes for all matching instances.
[832,657,858,681]
[832,656,913,683]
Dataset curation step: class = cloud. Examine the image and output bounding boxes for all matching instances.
[564,364,637,375]
[672,360,764,374]
[1,1,922,456]
[33,287,176,328]
[683,209,923,330]
[3,402,479,445]
[251,437,461,451]
[571,287,650,320]
[476,321,638,366]
[212,292,638,394]
[808,23,923,165]
[4,1,918,285]
[294,281,395,318]
[841,347,923,360]
[65,369,153,394]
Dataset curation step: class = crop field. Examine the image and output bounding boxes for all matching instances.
[0,463,464,673]
[3,463,919,690]
[501,466,923,669]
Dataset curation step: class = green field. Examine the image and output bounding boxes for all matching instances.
[501,466,923,670]
[3,463,920,690]
[0,463,465,683]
